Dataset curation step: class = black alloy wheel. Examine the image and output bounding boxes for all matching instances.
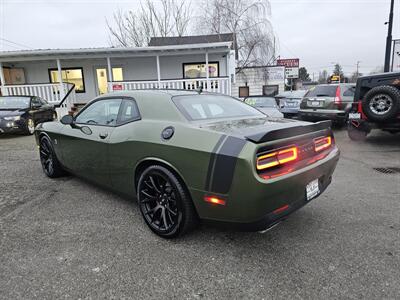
[39,136,65,178]
[137,165,198,238]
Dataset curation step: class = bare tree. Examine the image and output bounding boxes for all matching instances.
[196,0,275,71]
[318,69,328,84]
[107,0,191,47]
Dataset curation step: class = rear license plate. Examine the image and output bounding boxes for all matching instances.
[348,113,361,120]
[306,179,320,201]
[311,101,320,107]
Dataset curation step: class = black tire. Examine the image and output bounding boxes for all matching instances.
[283,113,292,119]
[137,165,198,238]
[25,118,35,135]
[39,136,66,178]
[362,85,400,122]
[347,123,368,141]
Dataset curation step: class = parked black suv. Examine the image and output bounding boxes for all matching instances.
[347,72,400,140]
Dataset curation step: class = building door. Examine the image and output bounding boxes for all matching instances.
[95,67,124,95]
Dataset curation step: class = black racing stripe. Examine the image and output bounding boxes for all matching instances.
[210,136,247,194]
[204,135,227,191]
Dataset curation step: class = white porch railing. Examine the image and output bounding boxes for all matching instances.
[0,82,76,120]
[108,77,231,95]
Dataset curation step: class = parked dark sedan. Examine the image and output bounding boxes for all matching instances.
[0,96,55,135]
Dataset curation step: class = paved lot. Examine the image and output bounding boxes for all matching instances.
[0,129,399,299]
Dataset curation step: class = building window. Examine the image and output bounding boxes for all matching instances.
[183,62,219,79]
[49,67,85,93]
[239,86,249,98]
[262,85,279,97]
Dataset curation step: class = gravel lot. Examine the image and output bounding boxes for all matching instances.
[0,129,399,299]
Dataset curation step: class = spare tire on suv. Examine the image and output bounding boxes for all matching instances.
[362,85,400,122]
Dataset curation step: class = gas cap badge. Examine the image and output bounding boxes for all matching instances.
[161,126,174,140]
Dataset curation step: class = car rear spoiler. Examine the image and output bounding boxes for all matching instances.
[245,120,332,143]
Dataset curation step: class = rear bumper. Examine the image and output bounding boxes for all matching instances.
[299,109,347,121]
[195,146,340,230]
[280,107,299,114]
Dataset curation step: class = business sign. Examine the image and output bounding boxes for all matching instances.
[112,84,123,91]
[392,39,400,72]
[285,67,299,79]
[330,75,341,83]
[264,66,285,81]
[277,58,300,68]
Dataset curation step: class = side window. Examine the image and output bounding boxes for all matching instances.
[75,98,122,126]
[117,99,140,124]
[343,86,355,97]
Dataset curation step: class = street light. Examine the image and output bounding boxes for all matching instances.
[384,0,394,72]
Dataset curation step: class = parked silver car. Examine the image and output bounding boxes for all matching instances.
[276,90,308,118]
[243,96,283,118]
[298,84,356,124]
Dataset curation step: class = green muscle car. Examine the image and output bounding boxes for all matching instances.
[35,90,340,238]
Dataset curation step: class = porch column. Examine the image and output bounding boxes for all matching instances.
[0,62,7,95]
[156,55,161,88]
[106,57,113,92]
[56,59,65,100]
[205,51,209,91]
[226,52,230,95]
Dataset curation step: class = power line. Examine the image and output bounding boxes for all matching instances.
[0,38,33,49]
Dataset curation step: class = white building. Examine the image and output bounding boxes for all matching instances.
[232,66,286,98]
[0,38,235,117]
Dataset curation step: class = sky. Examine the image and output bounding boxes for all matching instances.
[0,0,399,78]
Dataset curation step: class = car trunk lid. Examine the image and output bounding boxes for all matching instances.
[198,117,332,143]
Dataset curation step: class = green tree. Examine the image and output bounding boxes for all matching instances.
[299,67,311,82]
[333,63,344,77]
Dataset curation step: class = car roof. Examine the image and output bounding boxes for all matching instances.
[103,89,203,98]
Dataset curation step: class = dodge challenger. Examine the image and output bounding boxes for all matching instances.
[35,90,340,238]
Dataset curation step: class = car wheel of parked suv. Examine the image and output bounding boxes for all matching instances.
[362,85,400,122]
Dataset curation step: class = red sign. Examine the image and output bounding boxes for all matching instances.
[277,58,299,68]
[112,84,123,91]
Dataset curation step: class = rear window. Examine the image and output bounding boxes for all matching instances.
[305,86,338,97]
[173,95,264,121]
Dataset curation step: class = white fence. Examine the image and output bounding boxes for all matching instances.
[108,77,231,95]
[0,82,76,105]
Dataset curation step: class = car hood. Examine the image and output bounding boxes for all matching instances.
[199,117,331,143]
[0,109,26,117]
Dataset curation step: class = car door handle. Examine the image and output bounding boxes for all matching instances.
[99,133,108,139]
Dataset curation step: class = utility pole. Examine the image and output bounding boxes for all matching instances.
[356,61,361,78]
[384,0,394,72]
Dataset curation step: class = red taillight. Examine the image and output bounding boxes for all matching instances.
[257,146,298,170]
[314,136,332,152]
[204,196,226,206]
[334,86,342,108]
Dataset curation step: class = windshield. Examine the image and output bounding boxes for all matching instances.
[244,97,277,108]
[0,96,30,109]
[173,94,264,121]
[305,85,338,97]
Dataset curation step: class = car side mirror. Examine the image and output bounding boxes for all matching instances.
[60,114,74,125]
